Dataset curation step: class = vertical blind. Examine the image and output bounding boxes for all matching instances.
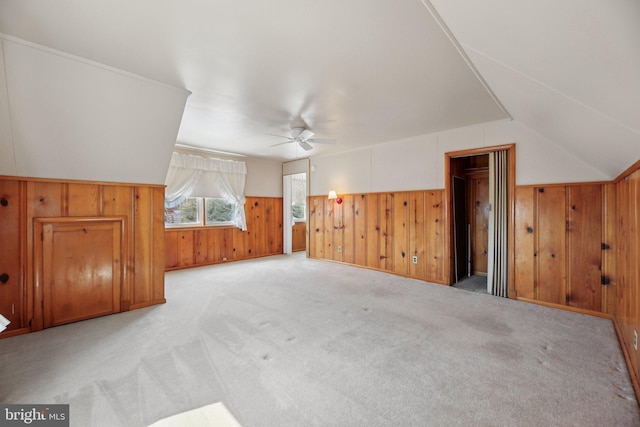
[487,150,509,297]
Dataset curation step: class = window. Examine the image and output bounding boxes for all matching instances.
[291,173,306,222]
[164,197,238,227]
[205,198,236,225]
[164,197,200,226]
[164,153,247,229]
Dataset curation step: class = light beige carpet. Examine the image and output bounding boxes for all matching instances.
[148,402,241,427]
[1,253,638,426]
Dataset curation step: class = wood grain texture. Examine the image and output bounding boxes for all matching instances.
[602,183,617,316]
[0,180,24,332]
[292,222,306,252]
[514,187,535,299]
[354,194,367,266]
[164,196,284,270]
[425,190,445,283]
[342,195,355,264]
[514,184,605,312]
[0,176,165,338]
[536,186,567,305]
[566,185,602,310]
[409,191,426,278]
[308,190,447,284]
[613,168,640,384]
[470,175,489,275]
[365,193,380,269]
[37,218,122,328]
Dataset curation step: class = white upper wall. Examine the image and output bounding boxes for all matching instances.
[0,35,190,184]
[244,157,282,197]
[309,119,607,196]
[430,0,640,178]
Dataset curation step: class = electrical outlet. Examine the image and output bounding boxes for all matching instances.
[412,256,418,264]
[634,331,638,351]
[337,245,342,253]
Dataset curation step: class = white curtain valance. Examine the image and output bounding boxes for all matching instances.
[170,153,247,175]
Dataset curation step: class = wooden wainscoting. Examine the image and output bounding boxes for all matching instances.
[164,196,283,270]
[514,183,605,311]
[308,191,447,284]
[612,163,640,395]
[292,222,306,252]
[0,176,165,338]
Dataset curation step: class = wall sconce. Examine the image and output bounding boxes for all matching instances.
[328,190,342,204]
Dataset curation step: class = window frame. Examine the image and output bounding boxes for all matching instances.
[164,197,239,229]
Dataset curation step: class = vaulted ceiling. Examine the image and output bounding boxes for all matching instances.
[0,0,638,176]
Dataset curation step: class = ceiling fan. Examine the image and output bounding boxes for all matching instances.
[267,127,336,151]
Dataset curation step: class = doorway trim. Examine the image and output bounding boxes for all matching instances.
[444,144,516,297]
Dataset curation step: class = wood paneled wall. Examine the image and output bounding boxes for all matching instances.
[164,196,283,270]
[0,176,165,338]
[514,183,604,311]
[292,222,306,252]
[308,191,447,284]
[612,164,640,394]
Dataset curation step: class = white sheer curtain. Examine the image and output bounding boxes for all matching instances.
[216,160,248,231]
[164,153,248,230]
[487,150,509,297]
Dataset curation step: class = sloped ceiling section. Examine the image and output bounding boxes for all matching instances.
[430,0,640,179]
[0,35,190,184]
[0,0,509,161]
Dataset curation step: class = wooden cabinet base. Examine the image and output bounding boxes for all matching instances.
[34,217,124,331]
[0,176,166,340]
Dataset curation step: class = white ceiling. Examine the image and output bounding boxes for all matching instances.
[0,0,508,161]
[1,1,638,174]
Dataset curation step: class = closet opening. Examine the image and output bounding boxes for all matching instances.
[451,154,490,293]
[445,144,515,297]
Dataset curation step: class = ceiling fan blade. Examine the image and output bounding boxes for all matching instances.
[298,141,313,151]
[271,141,293,147]
[308,138,336,145]
[266,133,293,140]
[299,129,315,141]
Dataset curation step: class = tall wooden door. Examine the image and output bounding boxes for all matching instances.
[35,218,123,328]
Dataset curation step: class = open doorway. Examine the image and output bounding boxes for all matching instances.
[451,155,489,293]
[446,144,514,297]
[283,159,310,255]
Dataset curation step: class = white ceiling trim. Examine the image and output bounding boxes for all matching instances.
[420,0,511,121]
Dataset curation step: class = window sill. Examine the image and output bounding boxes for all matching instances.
[164,224,239,231]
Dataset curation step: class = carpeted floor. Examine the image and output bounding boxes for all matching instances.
[0,253,638,426]
[453,275,488,293]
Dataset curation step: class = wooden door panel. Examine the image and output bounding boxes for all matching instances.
[39,218,122,328]
[567,185,602,310]
[365,194,379,268]
[393,192,409,275]
[514,187,535,299]
[536,187,567,304]
[409,191,426,279]
[342,195,354,264]
[425,190,445,283]
[354,195,367,265]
